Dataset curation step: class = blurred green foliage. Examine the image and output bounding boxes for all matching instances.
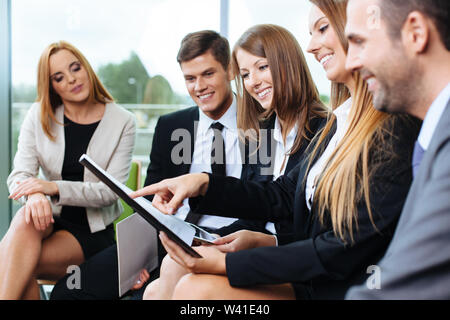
[97,51,189,105]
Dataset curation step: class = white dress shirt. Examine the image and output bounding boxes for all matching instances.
[265,115,298,234]
[305,98,352,211]
[418,83,450,151]
[175,97,242,229]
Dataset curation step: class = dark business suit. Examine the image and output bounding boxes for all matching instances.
[144,107,200,196]
[347,101,450,299]
[216,115,324,237]
[190,115,421,299]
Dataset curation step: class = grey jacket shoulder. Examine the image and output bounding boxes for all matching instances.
[347,101,450,300]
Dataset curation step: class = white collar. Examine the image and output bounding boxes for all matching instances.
[418,83,450,150]
[333,98,352,132]
[197,95,237,135]
[273,114,298,146]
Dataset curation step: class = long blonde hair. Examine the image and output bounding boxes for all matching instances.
[36,40,113,140]
[232,24,327,154]
[308,0,391,243]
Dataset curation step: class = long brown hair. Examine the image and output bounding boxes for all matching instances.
[232,24,327,155]
[36,41,113,140]
[308,0,391,243]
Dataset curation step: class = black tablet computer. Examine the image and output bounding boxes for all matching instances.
[79,154,212,258]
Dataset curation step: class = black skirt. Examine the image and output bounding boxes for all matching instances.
[53,216,115,260]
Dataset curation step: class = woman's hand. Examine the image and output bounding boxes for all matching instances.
[130,173,210,215]
[213,230,277,253]
[159,231,226,275]
[9,177,59,201]
[131,269,150,291]
[24,192,54,231]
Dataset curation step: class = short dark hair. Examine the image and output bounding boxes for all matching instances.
[379,0,450,50]
[177,30,231,70]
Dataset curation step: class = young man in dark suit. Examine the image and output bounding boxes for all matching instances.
[50,30,244,300]
[345,0,450,299]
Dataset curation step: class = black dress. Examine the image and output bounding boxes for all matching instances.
[52,116,115,260]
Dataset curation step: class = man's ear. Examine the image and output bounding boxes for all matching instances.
[401,11,430,54]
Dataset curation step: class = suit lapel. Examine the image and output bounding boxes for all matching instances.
[179,107,199,176]
[293,120,337,236]
[386,100,450,247]
[52,105,66,178]
[416,101,450,181]
[400,101,450,215]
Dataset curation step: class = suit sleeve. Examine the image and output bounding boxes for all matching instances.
[225,160,411,286]
[215,219,272,237]
[143,117,167,201]
[190,164,300,223]
[7,104,41,204]
[225,117,418,288]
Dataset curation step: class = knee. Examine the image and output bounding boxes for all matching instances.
[172,274,215,300]
[3,207,39,242]
[160,254,186,278]
[143,279,159,300]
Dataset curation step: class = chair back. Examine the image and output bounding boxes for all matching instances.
[114,160,142,233]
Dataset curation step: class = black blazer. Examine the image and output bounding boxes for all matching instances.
[216,115,325,237]
[143,106,198,197]
[144,106,249,191]
[143,106,248,263]
[190,115,421,299]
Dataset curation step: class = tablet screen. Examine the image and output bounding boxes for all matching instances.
[189,223,218,245]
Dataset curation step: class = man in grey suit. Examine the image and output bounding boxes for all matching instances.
[345,0,450,299]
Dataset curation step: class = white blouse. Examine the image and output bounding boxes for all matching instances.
[272,115,298,179]
[266,115,298,234]
[305,99,352,211]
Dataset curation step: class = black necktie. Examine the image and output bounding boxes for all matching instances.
[185,122,227,225]
[210,122,226,176]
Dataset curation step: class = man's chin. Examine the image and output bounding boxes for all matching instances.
[373,96,404,115]
[198,104,215,113]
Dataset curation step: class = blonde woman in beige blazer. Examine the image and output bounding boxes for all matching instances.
[0,41,136,300]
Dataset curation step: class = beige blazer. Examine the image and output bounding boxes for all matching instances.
[7,102,136,233]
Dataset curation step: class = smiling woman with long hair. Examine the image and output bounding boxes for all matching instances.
[129,0,420,300]
[0,41,136,300]
[140,24,327,300]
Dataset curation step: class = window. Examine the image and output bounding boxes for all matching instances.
[3,0,330,232]
[11,0,221,175]
[0,0,12,236]
[228,0,330,96]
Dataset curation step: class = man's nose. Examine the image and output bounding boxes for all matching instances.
[346,45,363,72]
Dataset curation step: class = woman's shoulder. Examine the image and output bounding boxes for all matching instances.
[20,102,44,126]
[105,102,136,124]
[382,114,422,144]
[372,114,421,169]
[27,102,42,116]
